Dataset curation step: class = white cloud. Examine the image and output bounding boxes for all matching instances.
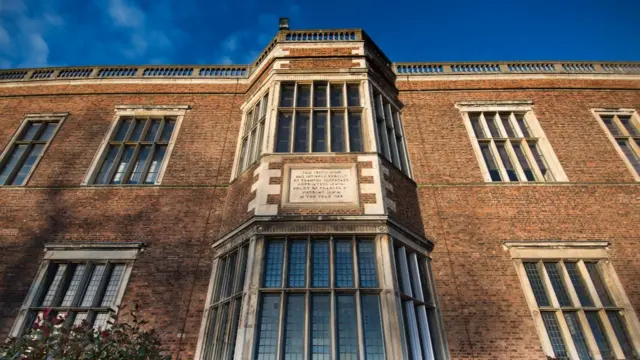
[108,0,145,28]
[0,0,63,68]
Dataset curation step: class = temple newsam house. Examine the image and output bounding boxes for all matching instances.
[1,20,640,360]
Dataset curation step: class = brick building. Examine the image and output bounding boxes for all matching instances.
[0,20,639,359]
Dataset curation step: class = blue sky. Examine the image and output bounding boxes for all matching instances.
[0,0,639,69]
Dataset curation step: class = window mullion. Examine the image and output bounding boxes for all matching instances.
[355,290,365,360]
[488,140,509,182]
[577,261,604,308]
[351,235,359,288]
[577,310,603,359]
[613,115,632,137]
[330,289,337,359]
[72,262,94,308]
[327,109,333,152]
[555,310,581,360]
[521,139,545,182]
[344,108,351,152]
[598,310,626,359]
[139,144,155,182]
[121,144,141,184]
[559,262,581,308]
[104,145,125,184]
[309,109,314,154]
[508,112,525,138]
[539,261,561,308]
[506,140,527,182]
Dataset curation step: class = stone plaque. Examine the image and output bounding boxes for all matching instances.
[286,166,358,205]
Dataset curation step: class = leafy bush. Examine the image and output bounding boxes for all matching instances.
[0,305,170,360]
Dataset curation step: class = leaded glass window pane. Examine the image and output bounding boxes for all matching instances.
[337,295,358,359]
[312,240,330,288]
[357,240,378,288]
[565,262,593,307]
[585,263,613,307]
[361,295,385,359]
[311,294,331,359]
[264,241,284,288]
[563,312,591,360]
[524,262,550,307]
[606,311,635,359]
[287,240,307,287]
[586,312,614,360]
[544,262,571,307]
[284,295,305,359]
[255,294,281,360]
[541,312,569,360]
[335,239,354,288]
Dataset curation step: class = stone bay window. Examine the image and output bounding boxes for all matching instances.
[196,228,448,359]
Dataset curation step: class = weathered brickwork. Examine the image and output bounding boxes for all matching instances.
[0,35,638,360]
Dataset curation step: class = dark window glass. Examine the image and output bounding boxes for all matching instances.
[294,112,309,152]
[484,112,501,137]
[0,145,27,185]
[357,240,378,288]
[296,85,311,107]
[276,112,292,153]
[226,300,242,359]
[361,295,385,359]
[479,142,502,181]
[499,112,516,137]
[21,122,42,141]
[255,294,281,359]
[95,146,119,184]
[469,113,485,138]
[81,264,107,307]
[213,301,229,358]
[541,312,569,360]
[128,119,146,141]
[335,239,354,288]
[528,142,554,181]
[313,82,327,107]
[310,294,331,359]
[312,240,330,288]
[602,116,621,136]
[336,295,358,358]
[330,84,344,107]
[113,118,133,141]
[346,85,360,107]
[143,145,167,184]
[111,146,135,184]
[330,112,345,152]
[348,112,363,152]
[515,114,531,137]
[38,123,58,141]
[564,263,593,307]
[255,122,265,159]
[544,262,571,307]
[377,120,388,159]
[617,139,640,174]
[283,295,305,359]
[159,120,175,142]
[512,143,536,181]
[585,263,613,307]
[223,252,238,298]
[287,240,307,288]
[61,264,86,307]
[11,144,44,185]
[313,111,327,152]
[145,119,161,141]
[618,115,639,136]
[607,311,635,359]
[264,241,284,288]
[495,142,518,181]
[127,146,151,184]
[586,312,615,360]
[563,312,591,360]
[280,83,295,107]
[524,262,550,307]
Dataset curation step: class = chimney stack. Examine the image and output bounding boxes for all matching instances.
[279,18,290,30]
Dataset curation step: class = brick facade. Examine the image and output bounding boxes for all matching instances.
[0,27,638,360]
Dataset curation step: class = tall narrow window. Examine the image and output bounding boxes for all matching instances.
[238,93,269,173]
[275,82,364,154]
[371,89,410,175]
[506,242,640,360]
[594,111,640,179]
[393,242,447,359]
[0,115,64,185]
[460,104,566,182]
[201,244,249,360]
[90,113,180,185]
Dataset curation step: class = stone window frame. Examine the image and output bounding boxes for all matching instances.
[82,105,187,186]
[8,243,141,338]
[457,101,568,183]
[505,241,640,359]
[0,113,67,186]
[591,109,640,181]
[369,82,412,177]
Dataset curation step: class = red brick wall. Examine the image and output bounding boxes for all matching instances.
[399,78,640,359]
[380,157,425,237]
